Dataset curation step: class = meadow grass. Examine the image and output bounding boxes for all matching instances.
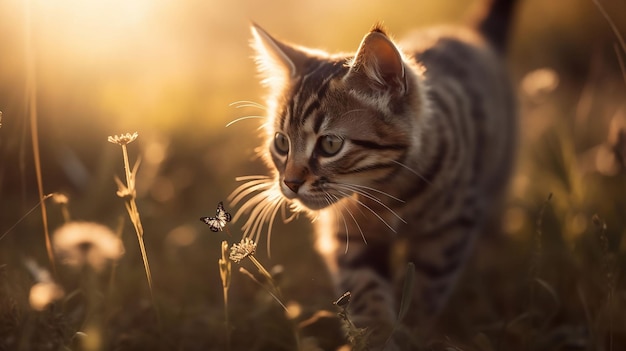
[1,2,626,351]
[1,72,624,350]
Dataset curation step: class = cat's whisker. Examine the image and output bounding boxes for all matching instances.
[226,100,268,127]
[265,198,284,257]
[235,175,272,182]
[236,183,285,246]
[333,184,406,225]
[281,204,298,223]
[254,122,270,132]
[340,183,405,203]
[253,198,279,245]
[335,189,396,233]
[229,180,274,207]
[335,196,366,246]
[248,201,267,243]
[244,192,275,235]
[229,100,268,110]
[390,159,432,185]
[329,194,367,254]
[229,176,271,197]
[236,189,274,224]
[326,192,353,254]
[226,115,266,128]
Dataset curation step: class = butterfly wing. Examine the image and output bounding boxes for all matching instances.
[200,202,232,232]
[200,216,221,232]
[215,202,232,225]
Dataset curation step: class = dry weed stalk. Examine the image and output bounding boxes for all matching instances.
[218,240,232,349]
[108,133,154,296]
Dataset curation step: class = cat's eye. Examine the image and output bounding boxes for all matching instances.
[318,135,344,156]
[274,132,290,155]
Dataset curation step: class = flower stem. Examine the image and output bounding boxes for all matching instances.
[248,255,272,282]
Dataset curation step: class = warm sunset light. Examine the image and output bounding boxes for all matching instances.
[1,0,625,350]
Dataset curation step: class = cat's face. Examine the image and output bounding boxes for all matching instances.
[252,24,420,212]
[268,85,408,210]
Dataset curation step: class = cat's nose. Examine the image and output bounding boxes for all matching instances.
[284,179,304,193]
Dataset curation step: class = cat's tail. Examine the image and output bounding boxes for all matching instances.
[474,0,518,54]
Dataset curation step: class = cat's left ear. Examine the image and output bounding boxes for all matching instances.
[346,28,407,94]
[251,23,307,84]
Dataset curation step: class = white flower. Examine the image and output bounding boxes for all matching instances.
[53,221,125,272]
[107,132,138,146]
[24,258,65,311]
[229,238,257,263]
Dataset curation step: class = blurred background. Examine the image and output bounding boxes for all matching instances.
[1,0,625,350]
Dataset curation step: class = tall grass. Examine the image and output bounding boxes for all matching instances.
[1,2,625,351]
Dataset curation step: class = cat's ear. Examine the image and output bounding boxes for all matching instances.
[251,23,307,85]
[346,27,406,94]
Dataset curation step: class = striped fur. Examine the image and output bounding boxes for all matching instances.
[233,1,516,348]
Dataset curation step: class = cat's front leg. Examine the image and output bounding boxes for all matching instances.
[315,210,406,350]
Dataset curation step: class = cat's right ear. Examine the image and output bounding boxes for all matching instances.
[251,24,307,85]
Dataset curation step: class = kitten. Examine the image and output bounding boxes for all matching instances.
[232,0,517,348]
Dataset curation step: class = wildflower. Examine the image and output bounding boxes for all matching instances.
[29,281,65,311]
[108,132,154,296]
[24,258,65,311]
[229,237,257,263]
[51,192,71,222]
[107,132,138,146]
[51,193,69,205]
[53,221,125,272]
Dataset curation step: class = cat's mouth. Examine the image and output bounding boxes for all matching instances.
[279,180,347,211]
[293,195,334,211]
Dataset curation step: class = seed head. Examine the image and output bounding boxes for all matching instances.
[229,238,257,263]
[51,192,69,205]
[53,221,125,272]
[108,132,139,146]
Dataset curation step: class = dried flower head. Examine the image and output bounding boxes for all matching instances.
[51,192,69,205]
[108,132,138,146]
[229,237,257,263]
[30,281,65,311]
[23,258,65,311]
[53,221,125,272]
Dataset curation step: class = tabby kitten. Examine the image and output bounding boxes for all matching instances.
[232,0,517,348]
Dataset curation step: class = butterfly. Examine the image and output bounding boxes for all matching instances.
[200,201,232,232]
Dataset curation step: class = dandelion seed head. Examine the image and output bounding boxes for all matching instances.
[108,132,139,146]
[24,258,65,311]
[51,192,69,205]
[229,238,257,263]
[29,281,65,311]
[53,221,125,272]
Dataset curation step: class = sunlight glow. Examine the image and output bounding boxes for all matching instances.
[314,209,337,256]
[35,0,156,51]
